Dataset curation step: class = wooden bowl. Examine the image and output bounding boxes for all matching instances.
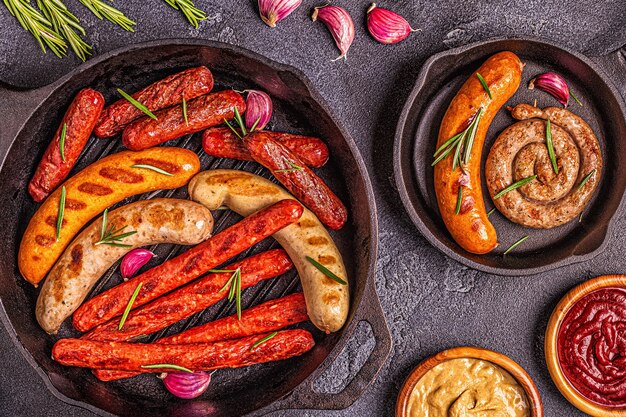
[396,346,543,417]
[545,274,626,417]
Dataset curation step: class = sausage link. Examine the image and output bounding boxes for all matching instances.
[122,90,245,151]
[83,249,294,342]
[72,199,304,332]
[202,127,329,168]
[94,292,308,381]
[434,51,523,254]
[94,67,214,138]
[244,131,347,230]
[53,329,315,372]
[19,147,201,286]
[37,199,214,334]
[29,88,105,202]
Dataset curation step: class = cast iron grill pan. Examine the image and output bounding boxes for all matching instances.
[0,41,391,417]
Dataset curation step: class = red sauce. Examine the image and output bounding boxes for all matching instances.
[557,287,626,407]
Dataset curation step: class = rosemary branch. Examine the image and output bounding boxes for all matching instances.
[163,0,206,29]
[78,0,135,32]
[36,0,91,61]
[3,0,67,57]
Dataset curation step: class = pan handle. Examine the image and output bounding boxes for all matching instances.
[262,279,392,413]
[590,47,626,100]
[0,81,51,165]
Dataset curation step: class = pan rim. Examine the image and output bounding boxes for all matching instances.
[0,38,380,416]
[393,35,626,277]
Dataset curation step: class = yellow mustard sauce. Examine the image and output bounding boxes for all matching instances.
[407,358,529,417]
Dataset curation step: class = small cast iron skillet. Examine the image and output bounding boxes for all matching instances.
[394,37,626,276]
[0,40,391,417]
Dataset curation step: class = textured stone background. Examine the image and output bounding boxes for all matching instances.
[1,0,626,416]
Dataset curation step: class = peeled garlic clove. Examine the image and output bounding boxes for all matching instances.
[366,3,418,44]
[311,4,355,61]
[120,248,155,280]
[258,0,302,28]
[528,72,570,107]
[245,90,273,131]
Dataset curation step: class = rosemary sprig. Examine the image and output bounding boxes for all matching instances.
[182,96,188,126]
[493,175,537,200]
[141,363,194,373]
[251,332,278,351]
[545,118,558,174]
[3,0,67,57]
[455,187,463,215]
[163,0,206,29]
[77,0,135,32]
[570,90,583,107]
[59,122,67,162]
[249,117,261,133]
[306,256,347,285]
[487,207,496,217]
[577,169,596,191]
[56,186,66,240]
[233,107,246,136]
[131,164,173,176]
[579,212,583,223]
[432,108,483,169]
[116,88,158,120]
[37,0,91,61]
[503,235,529,256]
[218,268,242,320]
[224,118,242,139]
[274,159,304,173]
[476,72,492,99]
[118,282,142,330]
[95,208,137,247]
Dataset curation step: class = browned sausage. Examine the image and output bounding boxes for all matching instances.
[202,127,329,168]
[72,199,304,332]
[122,90,245,151]
[53,329,315,372]
[244,131,347,230]
[434,51,523,254]
[29,88,104,202]
[94,67,214,138]
[93,292,309,381]
[83,249,294,342]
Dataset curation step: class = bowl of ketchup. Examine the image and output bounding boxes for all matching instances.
[546,274,626,416]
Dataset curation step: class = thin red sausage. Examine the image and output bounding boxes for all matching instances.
[29,88,104,202]
[83,250,294,342]
[53,329,315,372]
[244,131,347,230]
[93,292,309,381]
[94,66,214,138]
[72,199,304,332]
[202,127,330,168]
[122,90,245,151]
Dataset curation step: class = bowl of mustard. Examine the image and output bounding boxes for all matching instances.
[545,274,626,417]
[396,346,543,417]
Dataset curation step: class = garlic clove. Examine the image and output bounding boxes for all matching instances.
[162,371,212,399]
[120,248,155,280]
[244,90,273,131]
[528,72,570,107]
[311,4,355,61]
[366,3,418,45]
[258,0,302,28]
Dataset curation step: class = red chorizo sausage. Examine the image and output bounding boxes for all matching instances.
[243,131,347,230]
[122,90,245,151]
[202,127,329,168]
[94,66,214,138]
[29,88,104,202]
[434,51,523,254]
[72,199,304,332]
[53,329,315,372]
[93,292,308,381]
[83,250,294,342]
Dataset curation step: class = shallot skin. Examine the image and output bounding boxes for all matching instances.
[311,4,355,61]
[366,3,417,44]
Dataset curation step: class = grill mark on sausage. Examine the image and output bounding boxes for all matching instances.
[36,235,55,247]
[307,236,328,245]
[219,233,238,253]
[318,255,337,264]
[78,183,114,196]
[459,196,475,215]
[46,216,67,228]
[69,245,83,274]
[65,199,87,211]
[183,253,204,274]
[99,167,144,183]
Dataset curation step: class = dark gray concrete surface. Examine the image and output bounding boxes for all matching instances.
[1,1,625,416]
